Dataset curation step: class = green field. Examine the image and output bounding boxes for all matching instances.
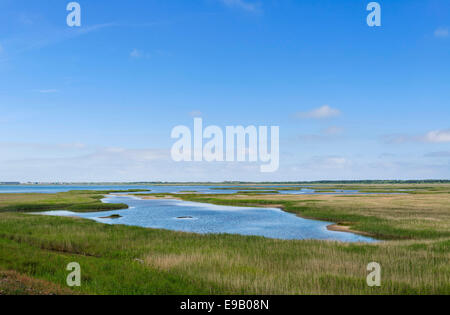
[0,185,449,295]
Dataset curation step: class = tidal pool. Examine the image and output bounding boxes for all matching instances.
[37,195,376,242]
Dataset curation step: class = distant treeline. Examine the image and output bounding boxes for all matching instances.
[128,180,450,184]
[2,180,450,186]
[257,180,450,184]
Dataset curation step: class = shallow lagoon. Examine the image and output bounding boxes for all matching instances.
[38,195,376,243]
[0,184,393,195]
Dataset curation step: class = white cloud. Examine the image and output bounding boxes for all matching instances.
[220,0,261,13]
[0,146,269,182]
[424,129,450,143]
[297,105,341,119]
[2,142,450,181]
[434,27,449,38]
[383,129,450,144]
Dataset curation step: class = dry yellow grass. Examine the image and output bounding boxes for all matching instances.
[141,238,449,294]
[0,269,75,295]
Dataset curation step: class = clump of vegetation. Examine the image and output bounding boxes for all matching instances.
[99,214,122,219]
[0,190,149,213]
[236,191,280,195]
[0,269,75,295]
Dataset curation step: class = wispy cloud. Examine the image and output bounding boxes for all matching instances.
[322,126,343,135]
[298,126,344,142]
[382,134,413,144]
[34,89,59,94]
[220,0,262,13]
[4,23,116,58]
[18,13,35,26]
[383,129,450,144]
[68,23,115,37]
[425,151,450,158]
[424,129,450,143]
[379,153,396,158]
[299,156,352,170]
[0,142,87,151]
[296,105,341,119]
[434,27,449,38]
[130,48,157,59]
[130,48,144,58]
[189,110,203,117]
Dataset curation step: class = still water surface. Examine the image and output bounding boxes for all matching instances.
[0,184,370,195]
[38,195,376,243]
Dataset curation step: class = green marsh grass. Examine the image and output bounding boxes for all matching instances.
[0,186,448,295]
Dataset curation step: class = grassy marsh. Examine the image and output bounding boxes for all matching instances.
[0,185,448,295]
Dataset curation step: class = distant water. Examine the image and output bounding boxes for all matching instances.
[0,184,377,195]
[0,185,220,194]
[37,195,376,243]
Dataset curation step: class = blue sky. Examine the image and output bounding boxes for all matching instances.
[0,0,449,182]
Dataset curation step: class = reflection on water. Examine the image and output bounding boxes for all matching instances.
[38,195,376,243]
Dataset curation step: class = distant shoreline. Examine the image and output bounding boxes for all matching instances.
[2,180,450,186]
